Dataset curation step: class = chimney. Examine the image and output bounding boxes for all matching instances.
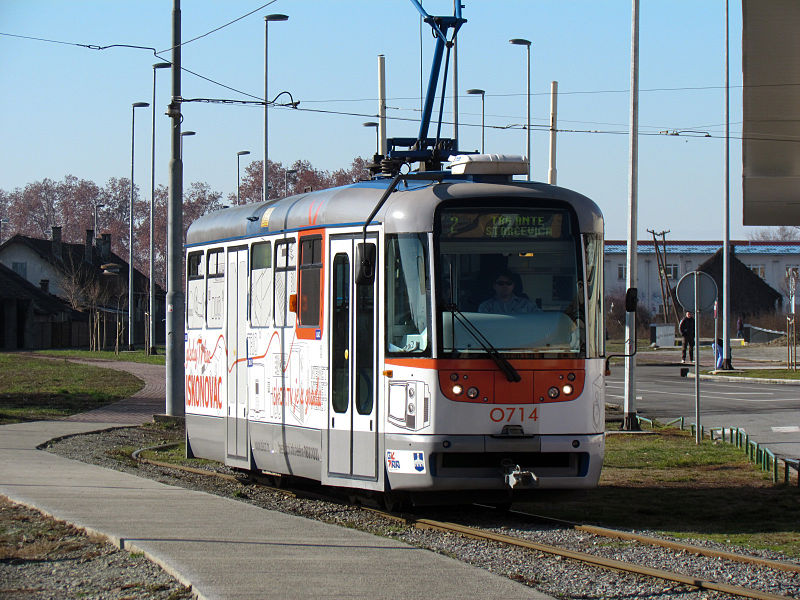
[51,226,62,260]
[40,279,49,293]
[100,233,111,261]
[85,229,94,264]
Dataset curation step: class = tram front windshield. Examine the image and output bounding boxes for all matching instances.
[436,206,585,357]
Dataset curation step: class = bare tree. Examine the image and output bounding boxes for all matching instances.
[747,226,800,241]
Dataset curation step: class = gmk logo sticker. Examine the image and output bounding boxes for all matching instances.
[386,451,401,471]
[386,450,426,474]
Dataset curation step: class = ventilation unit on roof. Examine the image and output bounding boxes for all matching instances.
[448,154,529,176]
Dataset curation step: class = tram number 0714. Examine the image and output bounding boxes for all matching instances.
[489,407,539,423]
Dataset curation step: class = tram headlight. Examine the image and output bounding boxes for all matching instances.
[547,386,560,399]
[562,384,574,395]
[466,386,479,399]
[452,384,463,395]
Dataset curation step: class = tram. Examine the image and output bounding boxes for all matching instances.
[183,2,607,504]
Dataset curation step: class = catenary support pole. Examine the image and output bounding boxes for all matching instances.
[624,0,640,431]
[165,0,184,417]
[722,0,732,369]
[548,81,558,185]
[378,55,387,156]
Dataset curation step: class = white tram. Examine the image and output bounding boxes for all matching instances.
[184,154,606,504]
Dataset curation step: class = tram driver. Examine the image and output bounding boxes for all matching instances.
[478,269,540,314]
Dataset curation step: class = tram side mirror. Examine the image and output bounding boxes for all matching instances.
[355,243,376,285]
[625,287,638,313]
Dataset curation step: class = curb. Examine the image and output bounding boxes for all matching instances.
[0,494,202,600]
[687,372,800,385]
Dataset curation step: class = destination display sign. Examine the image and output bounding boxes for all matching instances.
[440,210,567,239]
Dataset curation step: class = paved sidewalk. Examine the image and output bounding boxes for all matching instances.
[0,359,552,600]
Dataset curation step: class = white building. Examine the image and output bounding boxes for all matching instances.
[605,240,800,314]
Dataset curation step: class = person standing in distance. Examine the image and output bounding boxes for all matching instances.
[679,310,695,363]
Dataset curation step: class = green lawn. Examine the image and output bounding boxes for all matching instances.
[516,428,800,557]
[0,354,143,423]
[35,349,166,365]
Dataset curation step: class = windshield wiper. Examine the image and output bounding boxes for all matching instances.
[445,304,521,383]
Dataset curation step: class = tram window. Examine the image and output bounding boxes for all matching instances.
[187,251,205,329]
[250,242,272,327]
[299,237,322,327]
[274,239,296,328]
[583,233,604,358]
[331,253,350,414]
[355,255,375,415]
[206,249,225,329]
[386,234,431,355]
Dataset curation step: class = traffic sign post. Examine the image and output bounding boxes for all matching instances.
[676,271,718,444]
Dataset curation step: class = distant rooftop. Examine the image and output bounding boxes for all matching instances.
[605,240,800,255]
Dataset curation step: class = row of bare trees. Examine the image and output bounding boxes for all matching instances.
[0,157,370,286]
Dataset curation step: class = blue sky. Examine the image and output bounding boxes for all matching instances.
[1,1,747,240]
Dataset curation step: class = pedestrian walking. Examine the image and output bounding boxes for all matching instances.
[679,311,695,363]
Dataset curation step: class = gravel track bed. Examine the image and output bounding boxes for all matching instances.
[0,496,191,600]
[45,425,800,600]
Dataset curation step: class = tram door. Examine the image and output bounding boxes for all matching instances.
[328,236,378,479]
[226,247,249,464]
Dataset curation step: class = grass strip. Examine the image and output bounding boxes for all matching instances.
[35,349,165,365]
[0,354,143,424]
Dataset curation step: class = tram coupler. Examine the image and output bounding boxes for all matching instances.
[502,459,539,489]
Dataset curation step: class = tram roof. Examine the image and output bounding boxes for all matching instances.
[185,174,603,246]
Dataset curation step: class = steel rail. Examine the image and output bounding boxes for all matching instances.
[496,506,800,575]
[409,516,791,600]
[132,447,794,599]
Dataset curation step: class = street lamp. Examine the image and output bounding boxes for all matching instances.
[284,168,297,197]
[180,131,195,160]
[509,38,532,179]
[264,13,289,201]
[237,150,250,205]
[466,89,485,153]
[363,121,379,155]
[0,218,8,244]
[149,62,170,355]
[94,203,105,236]
[129,101,149,351]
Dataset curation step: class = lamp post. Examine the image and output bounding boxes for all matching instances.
[129,101,149,351]
[509,38,532,179]
[0,218,8,244]
[94,203,105,237]
[264,13,289,201]
[466,89,485,153]
[180,130,195,160]
[363,121,379,155]
[284,168,297,197]
[237,150,250,205]
[149,62,170,355]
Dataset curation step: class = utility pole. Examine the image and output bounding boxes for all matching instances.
[165,0,184,417]
[624,0,640,431]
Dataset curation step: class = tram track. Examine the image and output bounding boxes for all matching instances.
[133,444,797,600]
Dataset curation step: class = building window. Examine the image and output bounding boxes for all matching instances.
[664,263,679,279]
[748,264,766,279]
[11,262,27,279]
[617,263,626,280]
